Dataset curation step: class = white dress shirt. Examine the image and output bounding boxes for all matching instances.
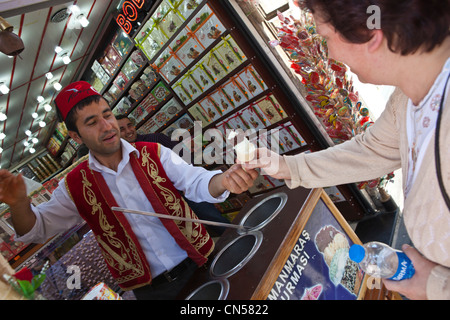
[16,140,228,277]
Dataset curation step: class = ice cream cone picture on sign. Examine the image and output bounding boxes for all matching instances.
[301,284,323,300]
[228,130,256,163]
[314,225,361,295]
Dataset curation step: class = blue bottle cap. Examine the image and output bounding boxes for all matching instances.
[349,244,365,263]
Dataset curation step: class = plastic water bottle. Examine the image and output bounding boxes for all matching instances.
[349,241,415,281]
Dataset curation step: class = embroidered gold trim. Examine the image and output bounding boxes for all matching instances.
[64,178,74,202]
[80,169,146,284]
[139,146,211,250]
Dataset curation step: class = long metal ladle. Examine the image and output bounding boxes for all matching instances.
[112,206,251,232]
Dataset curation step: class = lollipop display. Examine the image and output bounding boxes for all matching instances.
[271,10,394,190]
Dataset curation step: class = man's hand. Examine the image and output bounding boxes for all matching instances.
[0,170,28,206]
[383,244,437,300]
[0,170,36,236]
[209,164,258,197]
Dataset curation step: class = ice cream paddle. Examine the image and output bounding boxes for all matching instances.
[112,207,251,232]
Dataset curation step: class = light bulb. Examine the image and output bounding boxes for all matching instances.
[68,5,81,16]
[32,137,38,143]
[25,130,32,136]
[55,46,63,54]
[37,96,45,103]
[45,72,54,80]
[78,15,89,28]
[44,104,52,112]
[29,147,36,154]
[0,83,9,95]
[53,82,62,91]
[24,141,29,146]
[62,54,71,65]
[0,112,7,121]
[32,112,38,118]
[39,121,46,128]
[0,133,5,140]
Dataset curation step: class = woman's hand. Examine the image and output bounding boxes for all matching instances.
[383,244,437,300]
[241,148,291,180]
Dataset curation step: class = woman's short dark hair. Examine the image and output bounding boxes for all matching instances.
[61,95,103,135]
[300,0,450,55]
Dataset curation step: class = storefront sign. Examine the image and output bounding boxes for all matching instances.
[116,0,147,34]
[267,198,365,300]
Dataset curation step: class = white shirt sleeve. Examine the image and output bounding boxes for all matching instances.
[160,145,230,203]
[15,179,84,244]
[15,144,229,244]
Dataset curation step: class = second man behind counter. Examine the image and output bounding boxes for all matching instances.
[116,114,231,236]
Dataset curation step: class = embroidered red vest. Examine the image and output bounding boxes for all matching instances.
[65,142,214,290]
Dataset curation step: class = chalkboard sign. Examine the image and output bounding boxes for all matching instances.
[260,189,366,300]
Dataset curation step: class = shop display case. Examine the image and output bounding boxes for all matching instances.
[180,187,401,300]
[180,187,367,300]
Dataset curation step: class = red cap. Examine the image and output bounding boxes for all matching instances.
[54,81,101,120]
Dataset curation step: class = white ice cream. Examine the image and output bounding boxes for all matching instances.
[227,130,256,163]
[234,138,256,162]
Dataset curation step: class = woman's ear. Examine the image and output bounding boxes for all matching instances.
[367,29,384,53]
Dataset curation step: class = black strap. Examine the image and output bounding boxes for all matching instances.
[435,72,450,210]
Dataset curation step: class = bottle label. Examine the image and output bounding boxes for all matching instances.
[389,252,415,281]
